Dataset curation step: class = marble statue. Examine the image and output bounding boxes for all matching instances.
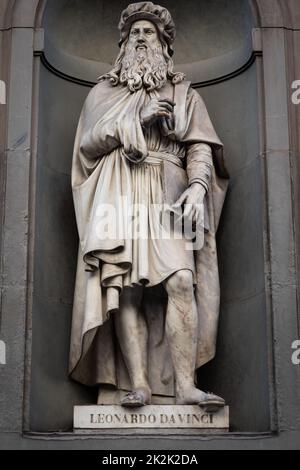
[69,2,229,412]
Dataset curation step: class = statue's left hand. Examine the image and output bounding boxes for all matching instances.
[173,183,206,224]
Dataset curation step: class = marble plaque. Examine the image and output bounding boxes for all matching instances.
[74,405,229,429]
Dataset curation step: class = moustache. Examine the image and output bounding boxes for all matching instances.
[135,43,148,50]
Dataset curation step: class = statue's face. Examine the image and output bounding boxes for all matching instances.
[119,18,168,92]
[128,20,160,52]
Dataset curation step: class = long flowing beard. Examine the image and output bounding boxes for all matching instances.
[120,43,168,92]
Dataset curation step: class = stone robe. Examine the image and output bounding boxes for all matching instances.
[69,78,229,398]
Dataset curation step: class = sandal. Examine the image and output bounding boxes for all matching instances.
[121,388,151,408]
[198,392,225,413]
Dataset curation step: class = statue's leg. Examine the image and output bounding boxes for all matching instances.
[164,270,224,409]
[114,285,151,405]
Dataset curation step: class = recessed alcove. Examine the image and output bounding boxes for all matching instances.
[30,0,270,433]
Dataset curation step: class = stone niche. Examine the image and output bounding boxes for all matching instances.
[30,0,270,433]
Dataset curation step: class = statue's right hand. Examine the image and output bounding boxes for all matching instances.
[140,98,175,127]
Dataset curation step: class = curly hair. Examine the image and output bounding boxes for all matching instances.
[99,37,185,90]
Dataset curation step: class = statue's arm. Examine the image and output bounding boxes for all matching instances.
[79,123,119,160]
[174,143,212,210]
[77,85,120,160]
[186,142,213,193]
[180,87,222,191]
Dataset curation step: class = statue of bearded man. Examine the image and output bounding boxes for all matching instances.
[69,2,229,412]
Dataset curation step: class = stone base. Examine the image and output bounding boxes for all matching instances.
[74,405,229,430]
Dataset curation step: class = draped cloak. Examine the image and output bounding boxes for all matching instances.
[69,78,229,397]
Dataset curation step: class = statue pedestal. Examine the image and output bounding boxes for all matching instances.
[73,405,229,431]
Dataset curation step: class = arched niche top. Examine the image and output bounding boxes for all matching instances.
[43,0,253,64]
[42,0,255,85]
[2,0,296,86]
[3,0,294,31]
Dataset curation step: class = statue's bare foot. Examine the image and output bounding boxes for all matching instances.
[176,386,225,413]
[121,386,151,408]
